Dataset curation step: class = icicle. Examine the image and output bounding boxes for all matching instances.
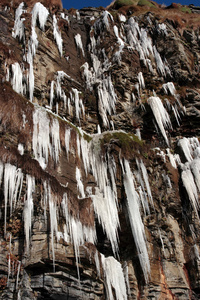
[61,13,69,23]
[23,175,35,252]
[138,72,145,90]
[137,159,153,207]
[4,164,23,235]
[71,88,83,121]
[18,143,24,155]
[65,128,71,160]
[136,128,141,140]
[76,11,80,20]
[181,163,200,220]
[53,15,63,56]
[12,2,26,42]
[94,11,114,32]
[26,3,48,101]
[76,167,85,198]
[5,63,10,82]
[81,62,94,90]
[162,173,172,189]
[178,137,200,163]
[32,2,49,30]
[190,158,200,192]
[80,136,90,175]
[11,63,24,94]
[61,193,69,235]
[113,25,124,64]
[162,82,176,96]
[74,34,85,57]
[101,255,127,300]
[76,134,81,158]
[94,251,101,277]
[172,104,181,126]
[127,18,153,66]
[51,118,61,163]
[148,96,172,146]
[7,253,11,286]
[0,161,3,187]
[27,48,34,102]
[16,261,21,289]
[32,108,51,169]
[91,186,119,255]
[49,188,58,272]
[157,23,168,36]
[42,180,48,221]
[166,148,177,168]
[97,76,117,127]
[61,194,96,278]
[118,14,126,22]
[121,159,150,282]
[158,229,166,257]
[123,262,131,296]
[97,125,101,134]
[153,46,166,77]
[50,81,55,109]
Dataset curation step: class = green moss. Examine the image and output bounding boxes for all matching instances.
[100,131,144,156]
[180,7,191,14]
[143,152,148,159]
[114,0,138,9]
[138,0,155,7]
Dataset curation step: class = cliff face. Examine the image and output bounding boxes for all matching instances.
[0,1,200,299]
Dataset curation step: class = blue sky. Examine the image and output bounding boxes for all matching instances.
[62,0,200,9]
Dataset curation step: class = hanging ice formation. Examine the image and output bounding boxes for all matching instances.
[12,2,26,42]
[23,175,35,251]
[101,254,128,300]
[175,137,200,219]
[0,158,97,272]
[53,15,63,56]
[78,13,121,129]
[126,17,170,76]
[32,107,61,169]
[74,34,85,57]
[113,25,125,64]
[11,62,24,94]
[94,10,114,32]
[25,3,49,101]
[148,96,172,146]
[50,71,85,121]
[4,164,23,236]
[162,82,176,96]
[120,158,151,282]
[138,71,145,90]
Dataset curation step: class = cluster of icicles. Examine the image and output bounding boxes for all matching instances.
[9,3,178,133]
[6,2,199,297]
[1,103,156,296]
[156,136,200,224]
[148,82,185,146]
[8,2,64,101]
[31,106,153,281]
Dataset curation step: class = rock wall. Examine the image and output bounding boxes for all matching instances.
[0,1,200,299]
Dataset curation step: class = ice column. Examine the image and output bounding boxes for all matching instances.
[23,175,35,252]
[121,159,150,282]
[4,164,23,235]
[53,15,63,56]
[12,2,26,42]
[148,96,172,146]
[101,254,127,300]
[11,63,24,94]
[74,34,85,57]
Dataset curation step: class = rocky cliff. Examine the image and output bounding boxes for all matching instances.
[0,0,200,299]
